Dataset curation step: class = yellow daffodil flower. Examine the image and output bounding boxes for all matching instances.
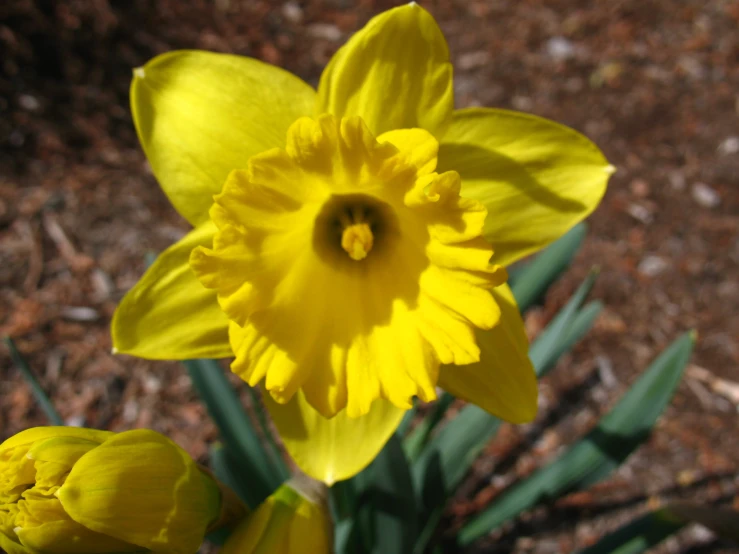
[0,427,242,554]
[112,4,612,483]
[222,477,331,554]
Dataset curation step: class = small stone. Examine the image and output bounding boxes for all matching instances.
[18,94,40,111]
[718,136,739,155]
[307,23,342,42]
[638,255,669,277]
[596,355,617,388]
[457,51,490,71]
[627,203,653,224]
[123,400,139,422]
[668,170,686,190]
[630,178,650,197]
[65,415,86,427]
[691,182,721,208]
[61,306,100,322]
[511,95,533,111]
[143,375,162,394]
[281,1,303,24]
[91,269,114,302]
[718,281,739,298]
[546,36,575,61]
[678,55,706,80]
[690,525,715,543]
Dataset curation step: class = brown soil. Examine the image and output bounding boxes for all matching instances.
[1,1,737,553]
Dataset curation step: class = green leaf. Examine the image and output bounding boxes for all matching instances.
[458,331,695,545]
[533,299,603,379]
[509,223,587,313]
[403,392,455,462]
[396,400,419,437]
[577,502,739,554]
[209,442,256,509]
[578,502,739,554]
[411,405,501,554]
[576,509,684,554]
[528,270,599,378]
[333,435,418,554]
[205,443,250,546]
[412,272,599,501]
[4,336,63,425]
[410,273,600,553]
[184,359,286,508]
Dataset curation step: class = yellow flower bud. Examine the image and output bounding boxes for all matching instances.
[222,477,332,554]
[0,427,230,554]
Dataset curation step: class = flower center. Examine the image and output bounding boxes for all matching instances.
[341,222,373,261]
[311,193,399,267]
[337,204,376,261]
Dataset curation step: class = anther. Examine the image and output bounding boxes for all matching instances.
[341,223,374,261]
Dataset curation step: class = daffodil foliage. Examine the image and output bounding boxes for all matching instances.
[112,4,612,483]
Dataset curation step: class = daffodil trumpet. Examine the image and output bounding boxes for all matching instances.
[112,3,612,483]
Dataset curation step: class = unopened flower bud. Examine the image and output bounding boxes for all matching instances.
[222,475,332,554]
[0,427,244,554]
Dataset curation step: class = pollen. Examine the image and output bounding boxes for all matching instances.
[341,223,374,261]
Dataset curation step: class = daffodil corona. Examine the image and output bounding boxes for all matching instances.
[190,115,506,418]
[113,3,612,482]
[0,427,235,554]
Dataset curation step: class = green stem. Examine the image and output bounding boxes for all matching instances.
[244,385,291,481]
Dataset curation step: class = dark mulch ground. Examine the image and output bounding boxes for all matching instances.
[1,1,737,553]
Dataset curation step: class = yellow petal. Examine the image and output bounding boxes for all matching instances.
[0,534,30,554]
[57,429,221,554]
[438,108,613,267]
[0,427,111,454]
[16,520,141,554]
[112,221,231,360]
[317,4,453,137]
[378,128,439,176]
[438,283,538,423]
[263,391,405,484]
[132,50,315,226]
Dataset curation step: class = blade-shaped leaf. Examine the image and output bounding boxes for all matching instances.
[459,332,695,545]
[509,223,587,313]
[534,299,603,379]
[576,509,684,554]
[206,443,251,545]
[528,270,599,377]
[578,502,739,554]
[185,359,286,508]
[4,336,63,425]
[412,272,599,501]
[209,442,257,508]
[332,435,418,554]
[410,274,600,553]
[577,502,739,554]
[403,392,455,462]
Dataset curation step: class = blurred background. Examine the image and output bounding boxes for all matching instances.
[1,1,737,552]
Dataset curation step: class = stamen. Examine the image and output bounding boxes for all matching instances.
[341,223,374,261]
